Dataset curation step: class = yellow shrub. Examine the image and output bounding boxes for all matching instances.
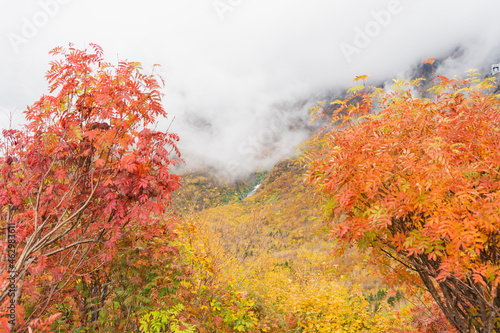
[258,267,401,333]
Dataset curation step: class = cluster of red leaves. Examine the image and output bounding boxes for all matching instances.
[0,44,181,331]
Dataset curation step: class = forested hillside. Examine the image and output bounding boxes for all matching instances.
[167,159,414,332]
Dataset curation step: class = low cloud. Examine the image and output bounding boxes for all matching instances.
[1,0,500,178]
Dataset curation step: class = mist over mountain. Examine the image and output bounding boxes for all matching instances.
[1,1,500,179]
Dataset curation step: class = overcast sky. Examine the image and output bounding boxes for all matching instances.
[1,0,500,178]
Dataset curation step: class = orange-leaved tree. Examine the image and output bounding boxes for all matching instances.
[0,44,181,331]
[304,71,500,332]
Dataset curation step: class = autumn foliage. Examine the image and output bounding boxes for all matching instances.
[0,44,180,331]
[5,44,498,333]
[168,160,416,332]
[305,71,500,332]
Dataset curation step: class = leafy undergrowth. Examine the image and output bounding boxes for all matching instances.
[166,158,436,332]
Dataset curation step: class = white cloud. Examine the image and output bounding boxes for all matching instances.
[1,0,500,177]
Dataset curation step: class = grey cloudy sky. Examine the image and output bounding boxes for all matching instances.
[1,0,500,177]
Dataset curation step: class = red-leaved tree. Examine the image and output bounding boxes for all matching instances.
[305,71,500,332]
[0,44,181,331]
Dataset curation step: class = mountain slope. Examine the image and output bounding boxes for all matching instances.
[168,157,415,332]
